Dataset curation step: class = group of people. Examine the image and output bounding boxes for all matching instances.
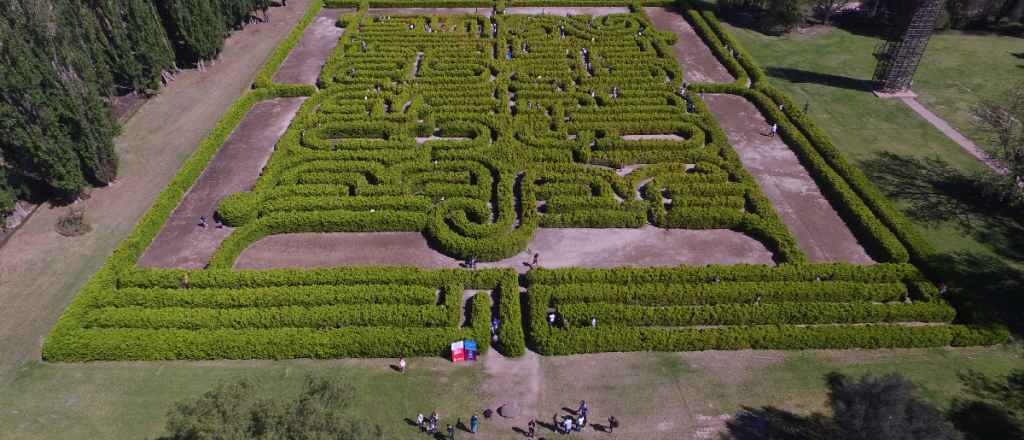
[547,401,619,435]
[416,411,483,438]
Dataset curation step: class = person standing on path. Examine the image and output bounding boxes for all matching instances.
[200,216,208,228]
[528,420,536,437]
[769,124,778,138]
[471,412,479,434]
[399,358,406,373]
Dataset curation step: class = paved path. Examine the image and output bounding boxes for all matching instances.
[137,98,305,269]
[705,94,876,265]
[901,97,1009,175]
[233,226,776,272]
[272,8,351,85]
[645,7,734,84]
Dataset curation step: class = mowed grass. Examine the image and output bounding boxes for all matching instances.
[0,346,1020,440]
[721,18,1024,334]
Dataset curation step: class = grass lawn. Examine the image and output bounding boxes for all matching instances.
[913,32,1024,154]
[0,346,1020,440]
[719,16,1024,336]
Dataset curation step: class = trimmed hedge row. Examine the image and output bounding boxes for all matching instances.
[92,284,438,308]
[557,302,956,327]
[537,281,911,306]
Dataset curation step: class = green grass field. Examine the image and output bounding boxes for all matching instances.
[1,346,1020,439]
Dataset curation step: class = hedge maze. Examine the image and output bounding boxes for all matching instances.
[42,1,1008,362]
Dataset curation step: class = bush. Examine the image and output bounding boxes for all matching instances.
[55,207,92,237]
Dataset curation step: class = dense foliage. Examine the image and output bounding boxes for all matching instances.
[0,0,278,212]
[165,375,386,440]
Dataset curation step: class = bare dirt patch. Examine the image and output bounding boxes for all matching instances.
[272,8,352,85]
[704,94,875,264]
[137,98,305,269]
[233,226,775,271]
[644,7,735,84]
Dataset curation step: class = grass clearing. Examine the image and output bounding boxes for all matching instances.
[1,346,1020,440]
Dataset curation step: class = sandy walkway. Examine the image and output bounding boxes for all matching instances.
[271,8,351,85]
[137,98,306,269]
[644,7,734,84]
[233,226,775,271]
[704,94,875,264]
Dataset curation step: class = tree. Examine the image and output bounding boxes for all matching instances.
[769,0,813,29]
[815,0,849,25]
[165,375,386,440]
[828,372,962,440]
[949,369,1024,440]
[972,81,1024,207]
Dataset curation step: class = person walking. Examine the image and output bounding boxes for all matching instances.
[417,412,425,429]
[471,412,479,434]
[769,123,777,138]
[532,253,540,267]
[200,216,208,228]
[803,102,809,113]
[528,420,536,437]
[608,416,619,433]
[448,423,455,440]
[591,317,596,327]
[399,358,406,373]
[548,312,555,328]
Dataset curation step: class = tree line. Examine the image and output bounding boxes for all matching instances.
[717,0,1024,31]
[0,0,274,215]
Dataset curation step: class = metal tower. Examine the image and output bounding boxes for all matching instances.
[871,0,945,93]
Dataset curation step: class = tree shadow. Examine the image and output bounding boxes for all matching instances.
[947,369,1024,440]
[762,67,867,92]
[859,151,1024,335]
[719,405,837,440]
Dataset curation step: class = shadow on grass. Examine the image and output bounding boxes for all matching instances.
[947,369,1024,440]
[859,151,1024,335]
[762,67,866,92]
[719,405,837,440]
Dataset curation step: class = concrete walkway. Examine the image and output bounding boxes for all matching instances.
[901,97,1009,175]
[137,98,306,269]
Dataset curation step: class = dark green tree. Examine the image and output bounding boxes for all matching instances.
[768,0,813,30]
[165,375,386,440]
[829,372,962,440]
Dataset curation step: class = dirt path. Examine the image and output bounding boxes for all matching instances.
[901,97,1010,176]
[271,8,352,85]
[480,350,543,432]
[644,7,734,84]
[232,226,775,271]
[704,94,875,264]
[137,98,305,269]
[0,0,315,388]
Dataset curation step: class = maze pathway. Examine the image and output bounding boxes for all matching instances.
[272,8,352,85]
[136,98,305,269]
[704,94,876,264]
